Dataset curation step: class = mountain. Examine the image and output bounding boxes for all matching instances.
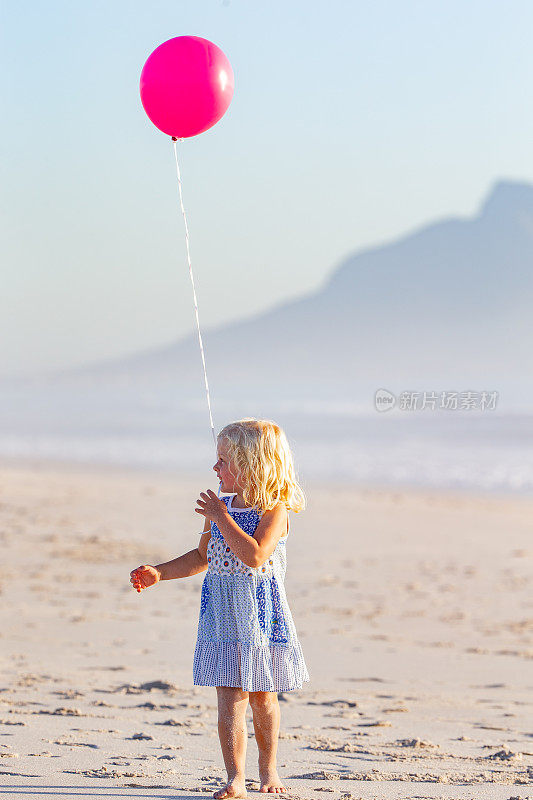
[2,179,531,420]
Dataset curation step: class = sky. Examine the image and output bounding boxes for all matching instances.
[2,0,533,377]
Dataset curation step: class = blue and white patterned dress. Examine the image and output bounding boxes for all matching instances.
[193,493,310,692]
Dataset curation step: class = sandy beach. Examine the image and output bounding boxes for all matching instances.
[0,459,531,799]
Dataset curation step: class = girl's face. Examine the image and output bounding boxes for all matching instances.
[213,439,243,494]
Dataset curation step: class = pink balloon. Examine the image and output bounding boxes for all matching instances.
[140,36,234,138]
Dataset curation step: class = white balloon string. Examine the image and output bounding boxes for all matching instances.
[171,138,217,452]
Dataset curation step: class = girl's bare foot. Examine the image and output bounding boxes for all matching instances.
[213,776,247,799]
[259,768,287,793]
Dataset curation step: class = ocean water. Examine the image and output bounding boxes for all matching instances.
[0,381,531,494]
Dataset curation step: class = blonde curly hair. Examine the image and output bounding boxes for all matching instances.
[217,418,305,514]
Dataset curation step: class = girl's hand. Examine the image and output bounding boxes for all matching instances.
[195,489,228,525]
[130,565,161,593]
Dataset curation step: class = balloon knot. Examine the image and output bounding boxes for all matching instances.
[171,136,178,142]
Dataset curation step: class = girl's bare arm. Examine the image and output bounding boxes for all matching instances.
[155,517,211,580]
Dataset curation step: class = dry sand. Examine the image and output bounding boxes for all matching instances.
[0,459,531,800]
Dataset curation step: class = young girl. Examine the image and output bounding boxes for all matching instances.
[130,418,310,798]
